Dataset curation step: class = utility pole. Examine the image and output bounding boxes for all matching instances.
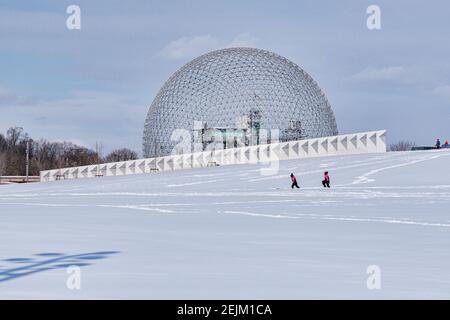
[25,140,30,182]
[95,141,101,176]
[95,141,103,177]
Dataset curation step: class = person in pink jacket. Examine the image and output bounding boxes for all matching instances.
[290,173,300,189]
[322,171,330,188]
[443,140,449,148]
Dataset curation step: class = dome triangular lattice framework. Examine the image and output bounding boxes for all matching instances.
[143,47,338,157]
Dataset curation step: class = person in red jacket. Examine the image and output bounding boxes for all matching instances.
[322,171,330,188]
[290,173,299,189]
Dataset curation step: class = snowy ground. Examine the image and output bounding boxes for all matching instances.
[0,149,449,299]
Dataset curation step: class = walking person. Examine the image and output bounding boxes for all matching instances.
[436,138,441,149]
[322,171,330,188]
[290,173,300,189]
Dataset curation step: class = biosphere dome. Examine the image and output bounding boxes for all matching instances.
[143,47,338,157]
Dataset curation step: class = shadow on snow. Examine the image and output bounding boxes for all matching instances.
[0,251,119,283]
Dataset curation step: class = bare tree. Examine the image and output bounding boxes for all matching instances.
[0,134,6,178]
[389,141,416,152]
[0,134,6,151]
[0,152,6,179]
[6,127,24,148]
[105,148,138,163]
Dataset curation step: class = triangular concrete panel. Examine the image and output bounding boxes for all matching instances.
[270,144,279,151]
[301,141,309,154]
[350,135,357,148]
[320,139,328,152]
[291,142,300,156]
[340,136,348,150]
[376,131,387,152]
[271,144,281,157]
[369,133,377,146]
[310,140,319,153]
[264,146,271,158]
[233,149,240,158]
[252,147,259,160]
[147,159,156,169]
[171,156,180,169]
[127,162,136,173]
[378,131,386,145]
[117,164,126,175]
[166,158,174,170]
[183,154,193,168]
[261,145,270,157]
[244,148,251,160]
[330,138,338,151]
[178,157,185,169]
[281,143,290,157]
[360,134,367,147]
[80,167,88,177]
[157,158,165,170]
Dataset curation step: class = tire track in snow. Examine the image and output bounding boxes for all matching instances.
[97,205,173,213]
[166,179,223,187]
[222,210,450,228]
[351,154,444,185]
[0,202,173,213]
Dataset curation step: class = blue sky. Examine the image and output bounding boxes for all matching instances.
[0,0,449,155]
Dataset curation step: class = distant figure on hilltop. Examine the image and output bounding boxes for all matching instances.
[436,138,441,149]
[322,172,330,188]
[443,140,449,148]
[290,173,300,189]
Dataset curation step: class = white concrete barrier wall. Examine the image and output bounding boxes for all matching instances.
[40,130,387,182]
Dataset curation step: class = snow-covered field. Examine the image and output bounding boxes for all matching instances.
[0,149,449,299]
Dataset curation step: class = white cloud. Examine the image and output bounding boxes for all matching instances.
[227,32,259,48]
[432,85,450,98]
[158,35,221,60]
[350,66,405,82]
[158,33,259,60]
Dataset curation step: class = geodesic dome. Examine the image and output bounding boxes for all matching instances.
[143,47,338,157]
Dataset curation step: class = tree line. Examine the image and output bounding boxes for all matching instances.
[0,127,138,176]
